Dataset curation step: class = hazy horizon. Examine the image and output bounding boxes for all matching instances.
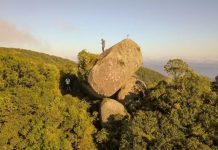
[143,60,218,80]
[0,0,218,78]
[0,0,218,61]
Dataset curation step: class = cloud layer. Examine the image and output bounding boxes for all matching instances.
[0,19,50,51]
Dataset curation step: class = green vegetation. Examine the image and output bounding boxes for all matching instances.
[0,48,218,149]
[136,67,167,87]
[97,59,218,149]
[0,48,96,149]
[77,50,99,81]
[0,47,77,73]
[213,76,218,92]
[164,59,192,79]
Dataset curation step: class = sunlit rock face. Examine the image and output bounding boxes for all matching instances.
[100,98,128,125]
[117,76,146,104]
[88,39,142,97]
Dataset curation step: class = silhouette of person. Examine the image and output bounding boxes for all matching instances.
[65,78,71,92]
[101,38,105,52]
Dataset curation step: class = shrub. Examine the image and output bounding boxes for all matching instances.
[77,50,99,81]
[119,59,218,149]
[0,48,96,149]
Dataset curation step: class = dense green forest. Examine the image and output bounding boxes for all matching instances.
[0,48,95,149]
[0,48,218,149]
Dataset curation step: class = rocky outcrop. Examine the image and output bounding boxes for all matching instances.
[100,98,128,125]
[117,76,146,104]
[87,39,142,97]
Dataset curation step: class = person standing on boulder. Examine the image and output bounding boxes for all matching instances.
[101,38,105,52]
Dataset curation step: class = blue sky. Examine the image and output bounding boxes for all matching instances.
[0,0,218,62]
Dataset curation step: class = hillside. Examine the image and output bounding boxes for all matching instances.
[1,47,217,149]
[0,47,77,71]
[0,47,165,85]
[136,67,166,87]
[0,47,97,149]
[0,47,166,149]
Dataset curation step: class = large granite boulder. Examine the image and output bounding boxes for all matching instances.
[100,98,128,125]
[117,76,146,104]
[87,39,142,97]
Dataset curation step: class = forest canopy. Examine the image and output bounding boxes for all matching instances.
[0,48,96,149]
[0,48,218,150]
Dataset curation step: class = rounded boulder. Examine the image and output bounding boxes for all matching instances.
[100,98,128,125]
[88,39,142,97]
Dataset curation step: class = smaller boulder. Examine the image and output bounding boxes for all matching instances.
[117,76,146,104]
[100,98,128,125]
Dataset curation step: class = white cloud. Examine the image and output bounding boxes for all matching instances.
[0,19,51,51]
